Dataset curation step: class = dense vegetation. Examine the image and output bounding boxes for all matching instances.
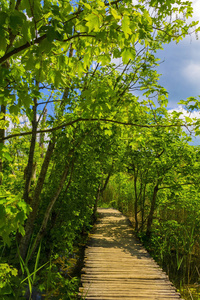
[0,0,200,299]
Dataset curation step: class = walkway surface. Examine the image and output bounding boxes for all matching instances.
[79,208,183,300]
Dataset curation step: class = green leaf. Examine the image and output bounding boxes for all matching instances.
[0,28,7,53]
[16,211,25,223]
[76,61,84,77]
[110,7,121,20]
[11,269,18,277]
[54,70,61,87]
[85,13,100,32]
[83,2,91,10]
[97,54,110,66]
[9,11,26,34]
[0,11,8,26]
[0,206,6,228]
[122,15,132,38]
[105,129,112,136]
[121,48,135,64]
[62,3,73,17]
[64,20,74,35]
[3,152,12,162]
[21,22,32,43]
[185,116,192,123]
[38,39,53,54]
[46,27,62,42]
[9,104,19,115]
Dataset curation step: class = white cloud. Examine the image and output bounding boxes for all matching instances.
[192,0,200,21]
[5,115,49,143]
[6,115,30,133]
[168,105,200,119]
[168,105,200,145]
[181,0,200,85]
[183,62,200,86]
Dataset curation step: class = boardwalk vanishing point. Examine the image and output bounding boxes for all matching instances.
[79,208,183,300]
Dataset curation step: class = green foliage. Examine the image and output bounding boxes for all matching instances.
[102,173,135,214]
[15,243,49,300]
[0,0,199,299]
[0,190,30,245]
[39,259,80,300]
[0,263,18,297]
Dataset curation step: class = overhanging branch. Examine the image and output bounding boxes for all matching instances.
[2,117,185,141]
[158,182,196,190]
[0,34,95,65]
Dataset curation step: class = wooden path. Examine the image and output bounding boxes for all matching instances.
[79,208,183,300]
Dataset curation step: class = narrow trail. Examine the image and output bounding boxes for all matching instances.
[79,208,183,300]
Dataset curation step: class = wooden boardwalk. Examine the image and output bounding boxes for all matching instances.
[79,208,183,300]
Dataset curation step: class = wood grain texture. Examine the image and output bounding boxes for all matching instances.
[79,208,184,300]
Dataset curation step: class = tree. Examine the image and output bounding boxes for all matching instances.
[121,117,197,236]
[0,0,198,268]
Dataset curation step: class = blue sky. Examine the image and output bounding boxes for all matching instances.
[154,0,200,145]
[156,0,200,109]
[157,38,200,109]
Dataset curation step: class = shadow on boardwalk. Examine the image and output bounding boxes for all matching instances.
[89,208,150,259]
[79,208,184,300]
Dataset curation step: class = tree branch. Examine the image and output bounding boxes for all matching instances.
[15,0,22,10]
[105,0,123,6]
[2,118,185,141]
[0,34,95,65]
[0,35,46,64]
[158,182,196,190]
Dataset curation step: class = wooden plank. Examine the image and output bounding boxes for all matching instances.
[80,292,181,297]
[81,270,167,275]
[82,296,181,298]
[80,287,179,293]
[81,282,177,289]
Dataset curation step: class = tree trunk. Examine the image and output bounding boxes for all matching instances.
[134,170,139,232]
[19,139,55,260]
[92,185,101,223]
[23,84,38,204]
[0,60,10,185]
[19,84,71,260]
[0,104,6,185]
[92,169,112,222]
[146,183,159,237]
[28,161,75,260]
[141,183,147,231]
[39,107,47,158]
